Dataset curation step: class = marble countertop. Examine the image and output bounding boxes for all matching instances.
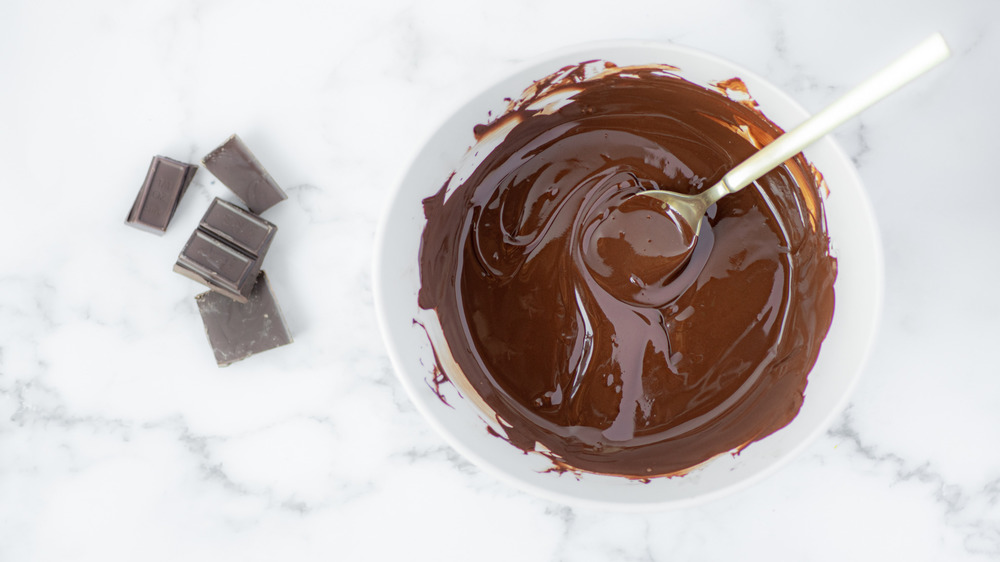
[2,0,998,560]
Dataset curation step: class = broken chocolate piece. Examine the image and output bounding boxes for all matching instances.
[174,198,277,302]
[195,270,292,366]
[202,134,287,214]
[126,156,197,234]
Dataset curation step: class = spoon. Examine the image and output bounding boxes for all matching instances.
[636,33,950,237]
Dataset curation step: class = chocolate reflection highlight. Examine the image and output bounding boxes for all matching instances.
[418,62,836,477]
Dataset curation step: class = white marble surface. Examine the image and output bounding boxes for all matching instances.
[1,0,998,560]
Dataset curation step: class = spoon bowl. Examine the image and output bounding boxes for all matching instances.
[638,180,733,238]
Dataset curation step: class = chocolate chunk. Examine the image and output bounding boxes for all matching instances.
[195,270,292,366]
[174,198,277,302]
[174,230,259,301]
[202,134,287,214]
[126,156,197,234]
[199,198,277,258]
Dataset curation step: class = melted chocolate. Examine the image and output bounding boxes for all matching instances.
[418,63,837,477]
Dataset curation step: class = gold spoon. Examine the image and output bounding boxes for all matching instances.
[636,33,950,237]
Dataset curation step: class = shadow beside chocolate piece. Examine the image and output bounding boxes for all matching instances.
[174,198,277,302]
[202,134,287,214]
[126,156,197,234]
[196,270,292,366]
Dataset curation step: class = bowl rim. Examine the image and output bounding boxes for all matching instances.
[373,39,884,510]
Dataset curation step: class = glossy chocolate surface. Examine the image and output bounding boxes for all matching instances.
[418,63,837,477]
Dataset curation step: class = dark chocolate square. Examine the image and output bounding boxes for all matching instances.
[202,135,287,214]
[174,230,259,302]
[173,198,277,302]
[126,156,197,234]
[199,198,276,257]
[195,271,292,366]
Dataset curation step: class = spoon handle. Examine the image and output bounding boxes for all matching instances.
[720,33,950,194]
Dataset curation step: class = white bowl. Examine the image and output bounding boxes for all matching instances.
[374,40,883,510]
